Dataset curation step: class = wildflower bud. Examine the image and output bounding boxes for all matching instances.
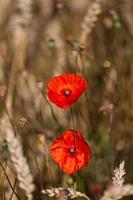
[0,85,7,97]
[103,17,113,29]
[99,100,113,114]
[37,81,43,90]
[79,43,86,51]
[92,183,102,193]
[19,117,28,129]
[103,60,112,68]
[66,177,74,186]
[0,42,7,57]
[47,39,55,48]
[56,0,64,10]
[21,70,29,78]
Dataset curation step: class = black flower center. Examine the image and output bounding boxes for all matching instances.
[69,147,76,153]
[64,89,71,97]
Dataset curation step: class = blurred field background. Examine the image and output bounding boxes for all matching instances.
[0,0,133,199]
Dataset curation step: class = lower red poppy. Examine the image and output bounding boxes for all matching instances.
[51,129,91,175]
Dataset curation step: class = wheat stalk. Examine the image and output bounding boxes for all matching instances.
[45,19,66,73]
[0,0,13,27]
[37,0,54,19]
[8,0,33,51]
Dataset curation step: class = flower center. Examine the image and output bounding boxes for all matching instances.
[69,147,76,153]
[64,89,71,97]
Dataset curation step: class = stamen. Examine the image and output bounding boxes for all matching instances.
[64,89,71,96]
[69,147,76,153]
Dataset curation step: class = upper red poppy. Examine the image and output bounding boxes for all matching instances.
[51,129,91,175]
[47,73,88,108]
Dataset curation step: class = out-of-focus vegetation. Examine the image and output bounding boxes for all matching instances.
[0,0,133,199]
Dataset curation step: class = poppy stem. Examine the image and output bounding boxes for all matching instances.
[70,108,78,189]
[70,107,76,150]
[70,107,75,129]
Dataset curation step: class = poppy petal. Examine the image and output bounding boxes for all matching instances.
[60,155,77,175]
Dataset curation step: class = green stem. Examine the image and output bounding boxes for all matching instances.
[42,92,62,132]
[70,107,78,184]
[70,107,76,148]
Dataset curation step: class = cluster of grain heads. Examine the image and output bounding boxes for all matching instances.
[80,0,102,47]
[42,161,133,200]
[0,115,35,200]
[42,187,90,200]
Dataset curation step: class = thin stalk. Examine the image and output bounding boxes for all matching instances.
[0,161,21,200]
[9,178,17,200]
[75,50,85,74]
[0,176,4,200]
[37,136,53,184]
[78,51,86,75]
[23,140,44,200]
[0,98,17,136]
[42,92,62,132]
[76,51,95,136]
[24,140,43,190]
[2,162,7,200]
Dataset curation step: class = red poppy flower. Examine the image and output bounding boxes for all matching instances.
[47,73,88,108]
[51,129,91,175]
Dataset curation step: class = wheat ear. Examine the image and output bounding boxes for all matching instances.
[100,161,133,200]
[0,115,35,200]
[79,0,102,47]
